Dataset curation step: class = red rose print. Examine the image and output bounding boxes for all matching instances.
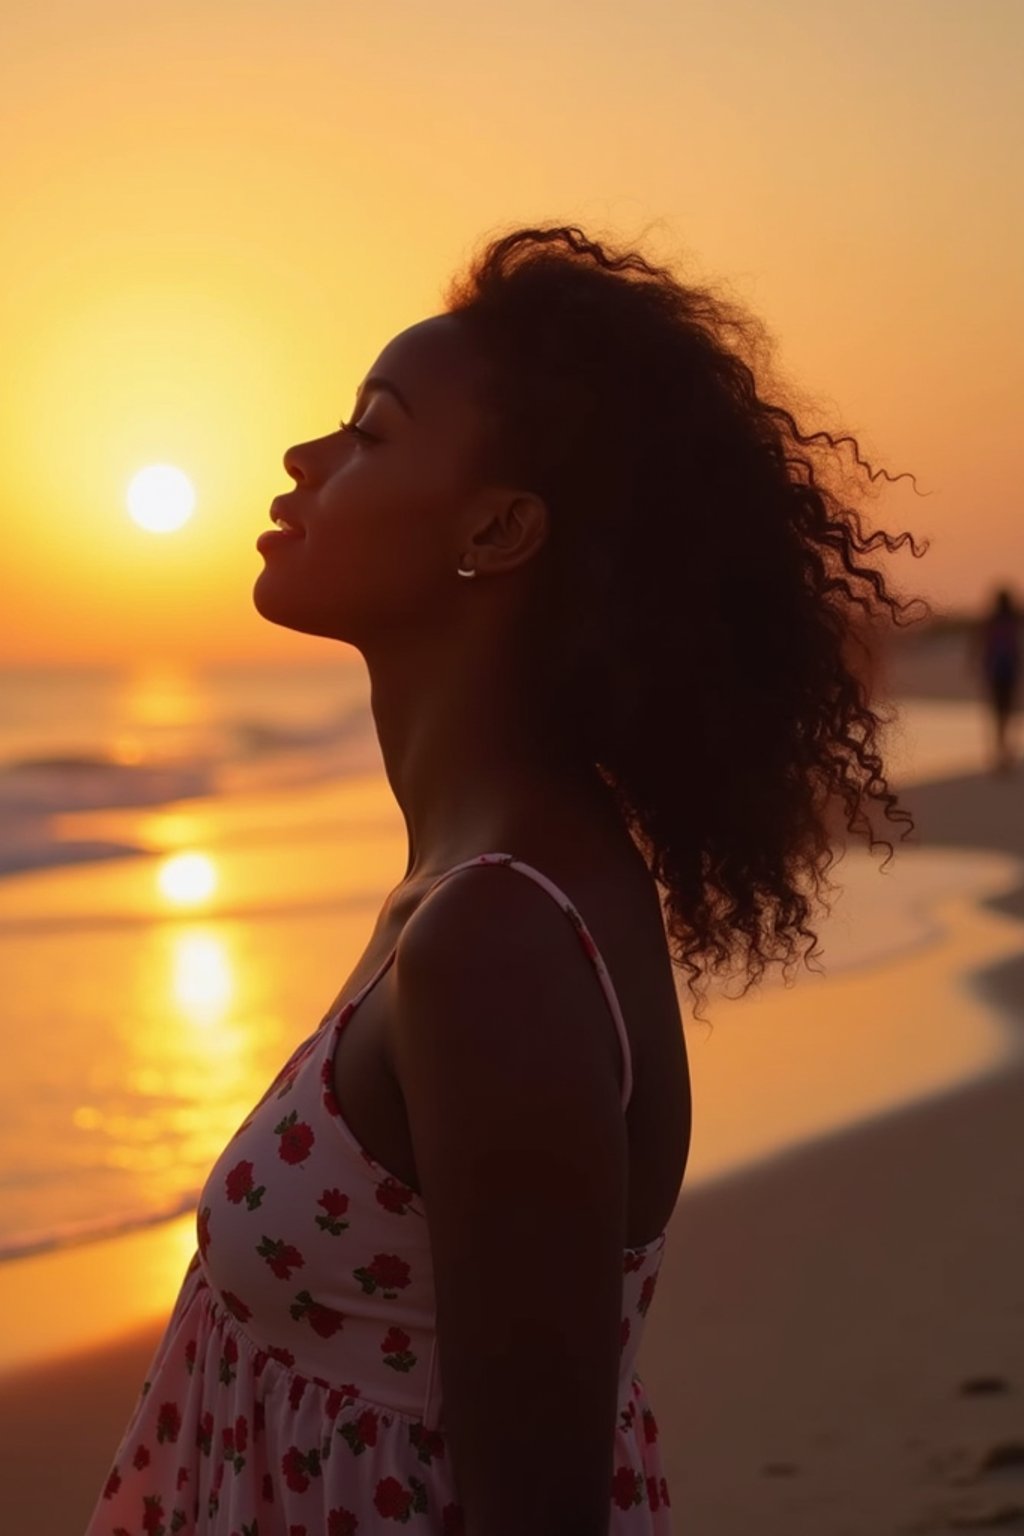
[102,1467,121,1499]
[356,1252,411,1297]
[638,1273,657,1316]
[376,1177,418,1215]
[176,1466,188,1490]
[274,1108,315,1164]
[319,1188,349,1217]
[328,1510,359,1536]
[221,1290,252,1323]
[261,1471,275,1502]
[290,1289,345,1338]
[197,1411,214,1456]
[226,1159,253,1201]
[197,1206,212,1258]
[281,1444,322,1493]
[647,1474,661,1509]
[624,1252,645,1274]
[336,1406,380,1456]
[257,1234,307,1279]
[356,1408,379,1447]
[282,1446,307,1492]
[267,1344,296,1368]
[133,1442,150,1470]
[157,1400,182,1443]
[225,1158,267,1210]
[321,1058,341,1116]
[641,1405,659,1443]
[375,1474,428,1518]
[315,1187,350,1234]
[290,1527,310,1536]
[142,1494,165,1534]
[620,1316,631,1350]
[289,1374,309,1411]
[409,1422,446,1464]
[254,1401,266,1436]
[184,1338,197,1375]
[235,1414,248,1454]
[219,1334,239,1385]
[375,1477,414,1519]
[441,1502,466,1535]
[308,1300,344,1337]
[381,1325,416,1372]
[611,1465,644,1510]
[659,1475,671,1506]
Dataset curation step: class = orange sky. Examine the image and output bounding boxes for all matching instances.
[1,0,1021,666]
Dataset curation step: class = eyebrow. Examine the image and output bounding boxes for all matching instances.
[355,375,415,419]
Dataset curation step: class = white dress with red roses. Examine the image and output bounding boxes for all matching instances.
[85,852,675,1534]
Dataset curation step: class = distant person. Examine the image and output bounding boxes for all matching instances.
[972,587,1021,773]
[86,222,931,1535]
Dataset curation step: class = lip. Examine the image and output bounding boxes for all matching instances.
[256,526,305,554]
[268,498,306,534]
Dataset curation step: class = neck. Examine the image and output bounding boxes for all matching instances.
[364,644,610,884]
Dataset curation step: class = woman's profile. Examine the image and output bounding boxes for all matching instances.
[86,222,930,1534]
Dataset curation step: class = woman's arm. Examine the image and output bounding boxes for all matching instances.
[391,869,629,1536]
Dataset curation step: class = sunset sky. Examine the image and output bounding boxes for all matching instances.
[2,0,1020,667]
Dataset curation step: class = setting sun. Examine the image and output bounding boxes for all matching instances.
[126,465,196,534]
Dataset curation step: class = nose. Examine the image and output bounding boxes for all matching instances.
[282,444,306,483]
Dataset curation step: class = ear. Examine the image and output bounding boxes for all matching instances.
[461,488,550,577]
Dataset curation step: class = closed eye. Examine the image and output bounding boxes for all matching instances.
[338,418,374,440]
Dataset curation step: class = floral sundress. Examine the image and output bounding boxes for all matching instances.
[85,852,674,1533]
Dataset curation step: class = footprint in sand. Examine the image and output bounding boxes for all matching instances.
[932,1439,1024,1529]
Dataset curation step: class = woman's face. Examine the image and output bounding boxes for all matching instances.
[252,314,494,648]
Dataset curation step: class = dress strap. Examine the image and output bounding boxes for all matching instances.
[415,851,634,1113]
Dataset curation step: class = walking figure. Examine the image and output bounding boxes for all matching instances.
[971,586,1021,773]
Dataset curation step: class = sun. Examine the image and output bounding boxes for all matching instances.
[127,464,196,533]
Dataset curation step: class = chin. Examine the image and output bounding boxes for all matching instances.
[252,581,360,648]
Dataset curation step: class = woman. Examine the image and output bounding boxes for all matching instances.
[87,224,929,1534]
[973,586,1021,773]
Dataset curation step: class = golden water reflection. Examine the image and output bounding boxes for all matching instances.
[171,931,233,1019]
[100,917,274,1212]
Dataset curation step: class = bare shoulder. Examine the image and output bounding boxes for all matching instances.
[390,859,624,1095]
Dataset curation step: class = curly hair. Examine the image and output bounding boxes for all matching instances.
[441,222,932,1025]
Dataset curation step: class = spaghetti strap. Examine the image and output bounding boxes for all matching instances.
[414,851,635,1113]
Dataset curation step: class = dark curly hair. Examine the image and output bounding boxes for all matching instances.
[440,223,932,1025]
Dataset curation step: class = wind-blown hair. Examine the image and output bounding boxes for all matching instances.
[442,223,932,1024]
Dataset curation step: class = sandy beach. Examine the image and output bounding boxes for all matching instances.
[2,667,1022,1533]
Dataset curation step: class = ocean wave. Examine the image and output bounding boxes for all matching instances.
[0,1190,200,1266]
[0,755,216,816]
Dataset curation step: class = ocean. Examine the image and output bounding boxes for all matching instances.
[0,659,388,1267]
